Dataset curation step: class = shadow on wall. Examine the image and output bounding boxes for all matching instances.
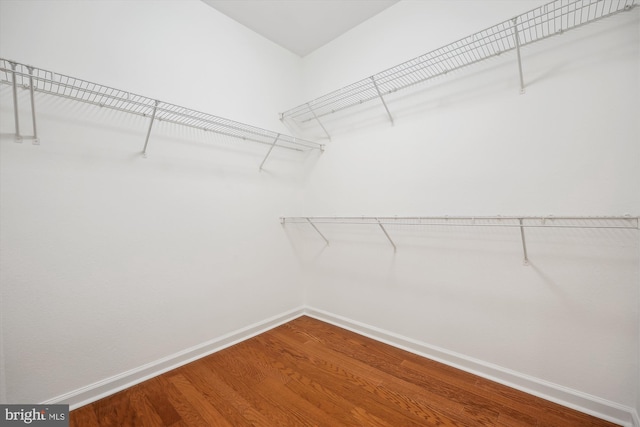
[282,221,638,305]
[288,221,638,384]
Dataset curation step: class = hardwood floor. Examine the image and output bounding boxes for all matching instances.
[70,316,619,426]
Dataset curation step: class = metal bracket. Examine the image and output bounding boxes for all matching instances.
[26,66,39,145]
[259,133,280,171]
[371,76,394,125]
[307,103,331,141]
[306,218,329,246]
[141,100,159,157]
[512,18,526,94]
[377,219,397,252]
[9,61,22,143]
[519,218,529,266]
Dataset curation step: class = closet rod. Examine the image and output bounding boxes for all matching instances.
[281,215,639,266]
[280,0,637,129]
[0,58,324,157]
[281,216,640,229]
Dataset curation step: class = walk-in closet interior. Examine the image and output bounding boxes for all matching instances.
[0,0,639,425]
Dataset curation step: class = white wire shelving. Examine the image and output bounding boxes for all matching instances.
[0,58,324,168]
[281,216,640,265]
[280,0,638,139]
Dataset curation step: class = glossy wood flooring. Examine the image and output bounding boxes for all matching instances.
[70,316,619,426]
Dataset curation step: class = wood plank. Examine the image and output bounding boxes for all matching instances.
[253,375,344,427]
[184,359,275,427]
[401,358,537,425]
[178,363,255,427]
[127,385,165,427]
[253,332,444,427]
[91,389,138,427]
[154,376,210,427]
[167,374,233,427]
[474,376,618,427]
[68,404,99,427]
[199,350,317,426]
[140,377,182,426]
[266,326,498,426]
[70,316,621,426]
[299,340,465,421]
[255,331,436,426]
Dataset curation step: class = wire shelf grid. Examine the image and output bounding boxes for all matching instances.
[281,216,640,230]
[0,58,323,152]
[282,215,638,263]
[281,0,637,126]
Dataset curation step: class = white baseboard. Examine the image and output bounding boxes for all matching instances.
[42,305,638,427]
[42,306,306,410]
[303,307,638,427]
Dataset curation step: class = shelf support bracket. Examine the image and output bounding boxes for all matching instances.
[26,66,39,145]
[371,76,394,125]
[307,218,329,246]
[307,103,331,141]
[519,218,529,266]
[142,100,159,157]
[377,219,397,252]
[259,133,280,171]
[512,18,526,94]
[9,61,22,143]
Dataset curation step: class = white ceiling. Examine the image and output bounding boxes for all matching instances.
[201,0,400,57]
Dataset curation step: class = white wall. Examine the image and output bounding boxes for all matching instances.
[300,0,547,99]
[0,0,308,404]
[295,0,640,416]
[1,0,638,422]
[0,0,302,130]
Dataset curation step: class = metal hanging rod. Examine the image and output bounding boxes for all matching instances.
[0,59,324,163]
[282,215,640,228]
[280,0,637,134]
[281,215,640,266]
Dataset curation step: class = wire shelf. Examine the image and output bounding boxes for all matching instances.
[0,58,324,152]
[281,216,640,230]
[282,215,639,263]
[281,0,637,128]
